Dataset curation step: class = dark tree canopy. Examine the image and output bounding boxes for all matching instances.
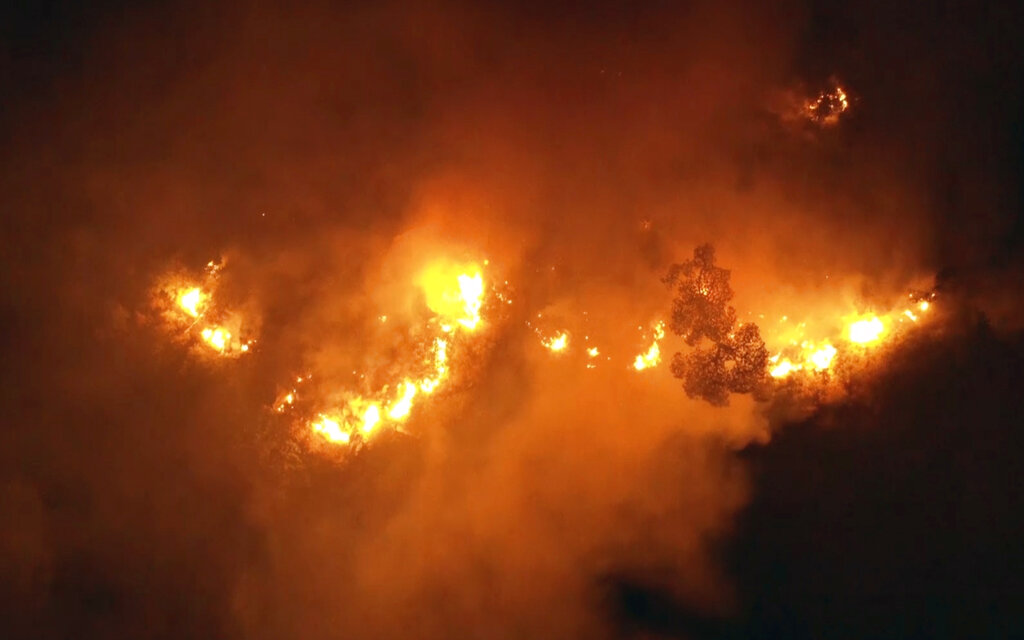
[663,244,737,346]
[664,245,768,405]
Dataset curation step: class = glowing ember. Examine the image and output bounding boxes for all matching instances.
[586,347,600,357]
[803,80,850,126]
[542,332,569,352]
[159,263,254,357]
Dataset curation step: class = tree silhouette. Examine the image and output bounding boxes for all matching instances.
[664,245,768,405]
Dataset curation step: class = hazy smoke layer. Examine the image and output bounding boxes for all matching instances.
[1,1,1021,638]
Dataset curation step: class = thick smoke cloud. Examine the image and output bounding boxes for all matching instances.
[2,0,1022,638]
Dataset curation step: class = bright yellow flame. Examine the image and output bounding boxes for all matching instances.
[418,338,448,394]
[361,404,381,434]
[311,415,351,444]
[587,347,600,357]
[918,300,930,312]
[456,273,484,330]
[770,359,799,378]
[633,321,665,371]
[177,287,204,318]
[542,332,569,352]
[808,343,837,370]
[419,262,485,331]
[200,327,230,352]
[848,316,885,344]
[387,381,417,421]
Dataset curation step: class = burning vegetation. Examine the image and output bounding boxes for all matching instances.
[151,241,938,450]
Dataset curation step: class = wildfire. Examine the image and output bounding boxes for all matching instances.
[301,262,487,447]
[162,261,254,357]
[419,261,485,331]
[177,287,205,318]
[633,321,665,371]
[153,248,940,453]
[768,294,935,379]
[541,332,569,352]
[847,315,885,345]
[802,79,850,126]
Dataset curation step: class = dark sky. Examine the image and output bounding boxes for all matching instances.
[2,1,1023,639]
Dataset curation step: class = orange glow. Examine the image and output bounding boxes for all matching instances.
[542,332,569,352]
[160,264,253,357]
[300,261,489,447]
[419,261,485,331]
[177,287,205,318]
[387,381,418,421]
[848,316,885,344]
[633,322,665,371]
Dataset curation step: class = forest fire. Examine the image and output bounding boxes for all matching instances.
[287,261,487,448]
[633,321,665,371]
[160,262,254,357]
[8,3,1021,638]
[151,245,939,440]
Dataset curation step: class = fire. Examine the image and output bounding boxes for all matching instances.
[177,287,205,318]
[768,341,836,379]
[456,273,484,330]
[160,262,254,357]
[200,327,231,352]
[300,262,488,447]
[808,343,837,369]
[847,315,885,345]
[361,404,382,434]
[311,414,351,444]
[154,250,939,450]
[633,321,665,371]
[419,261,485,331]
[418,338,448,394]
[767,295,934,379]
[802,79,850,126]
[387,381,417,420]
[542,332,569,352]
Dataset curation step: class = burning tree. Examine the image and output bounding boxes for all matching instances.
[664,244,768,405]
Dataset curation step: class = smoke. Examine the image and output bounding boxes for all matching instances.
[2,0,1022,638]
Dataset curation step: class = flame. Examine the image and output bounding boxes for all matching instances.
[847,315,885,345]
[311,414,351,444]
[808,343,837,370]
[768,295,934,379]
[301,264,487,447]
[161,264,253,357]
[387,381,418,421]
[361,403,382,434]
[419,261,485,331]
[802,80,850,126]
[586,347,599,357]
[200,327,230,352]
[542,332,569,352]
[633,321,665,371]
[418,338,448,394]
[177,287,205,318]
